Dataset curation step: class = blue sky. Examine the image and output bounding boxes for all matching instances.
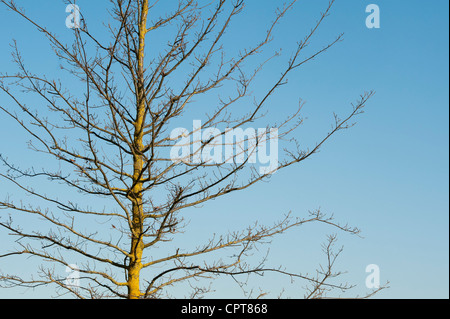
[0,0,448,298]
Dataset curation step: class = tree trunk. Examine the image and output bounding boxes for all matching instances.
[128,198,144,299]
[127,0,148,299]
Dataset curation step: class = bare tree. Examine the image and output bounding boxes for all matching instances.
[0,0,382,299]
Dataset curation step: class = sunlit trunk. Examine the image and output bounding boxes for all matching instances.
[127,0,148,299]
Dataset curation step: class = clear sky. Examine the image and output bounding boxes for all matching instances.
[0,0,448,298]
